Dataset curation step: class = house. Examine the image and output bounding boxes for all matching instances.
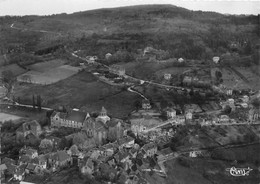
[166,108,176,119]
[228,98,235,106]
[51,110,89,129]
[47,136,62,147]
[36,155,47,170]
[157,147,174,162]
[18,155,31,166]
[172,115,186,125]
[2,158,16,177]
[109,65,125,76]
[13,164,26,181]
[219,115,230,123]
[242,95,249,103]
[117,136,135,149]
[129,147,139,158]
[0,164,7,182]
[142,99,151,110]
[102,143,118,157]
[79,157,94,175]
[164,73,171,80]
[67,144,80,157]
[140,143,157,158]
[25,163,37,174]
[189,150,202,158]
[86,56,96,64]
[99,163,117,180]
[49,151,72,170]
[114,150,130,163]
[105,53,112,60]
[182,76,192,86]
[143,46,154,56]
[226,89,233,95]
[19,147,38,159]
[248,108,260,122]
[185,111,193,120]
[212,56,220,64]
[178,58,184,63]
[16,120,42,142]
[130,116,163,135]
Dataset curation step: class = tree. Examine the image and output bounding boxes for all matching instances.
[20,74,31,83]
[2,70,14,84]
[37,95,42,111]
[223,105,232,114]
[2,70,15,92]
[134,100,141,110]
[32,95,35,109]
[59,137,72,150]
[39,139,53,152]
[70,144,80,155]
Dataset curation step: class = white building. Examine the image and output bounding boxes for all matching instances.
[213,56,220,64]
[166,108,176,119]
[164,73,171,80]
[185,111,193,120]
[178,58,184,63]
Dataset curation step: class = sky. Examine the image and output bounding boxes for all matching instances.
[0,0,259,16]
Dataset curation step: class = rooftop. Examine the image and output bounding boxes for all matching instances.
[60,110,87,122]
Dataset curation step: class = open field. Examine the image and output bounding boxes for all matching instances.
[221,68,250,90]
[117,62,173,80]
[17,65,81,85]
[27,59,67,72]
[14,71,141,118]
[234,67,260,90]
[155,67,190,77]
[0,64,27,76]
[0,104,47,121]
[0,112,22,122]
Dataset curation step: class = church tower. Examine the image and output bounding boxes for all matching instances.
[96,106,111,124]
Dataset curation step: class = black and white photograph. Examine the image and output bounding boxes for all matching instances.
[0,0,259,183]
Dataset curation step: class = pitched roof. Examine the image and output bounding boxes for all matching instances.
[86,158,94,168]
[5,164,17,174]
[142,143,157,152]
[25,148,37,156]
[0,164,7,171]
[19,155,31,163]
[26,163,36,171]
[2,158,15,165]
[117,136,134,146]
[64,111,87,122]
[54,151,71,162]
[106,118,123,127]
[118,150,129,161]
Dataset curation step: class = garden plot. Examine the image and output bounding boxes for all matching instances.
[18,65,80,85]
[0,112,22,122]
[27,59,67,72]
[0,64,27,76]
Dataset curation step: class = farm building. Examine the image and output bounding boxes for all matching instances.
[164,73,171,80]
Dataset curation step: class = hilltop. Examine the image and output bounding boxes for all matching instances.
[0,4,258,60]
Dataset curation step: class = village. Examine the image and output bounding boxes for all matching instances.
[1,64,260,183]
[0,5,259,183]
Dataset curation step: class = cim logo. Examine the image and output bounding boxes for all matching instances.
[226,166,253,177]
